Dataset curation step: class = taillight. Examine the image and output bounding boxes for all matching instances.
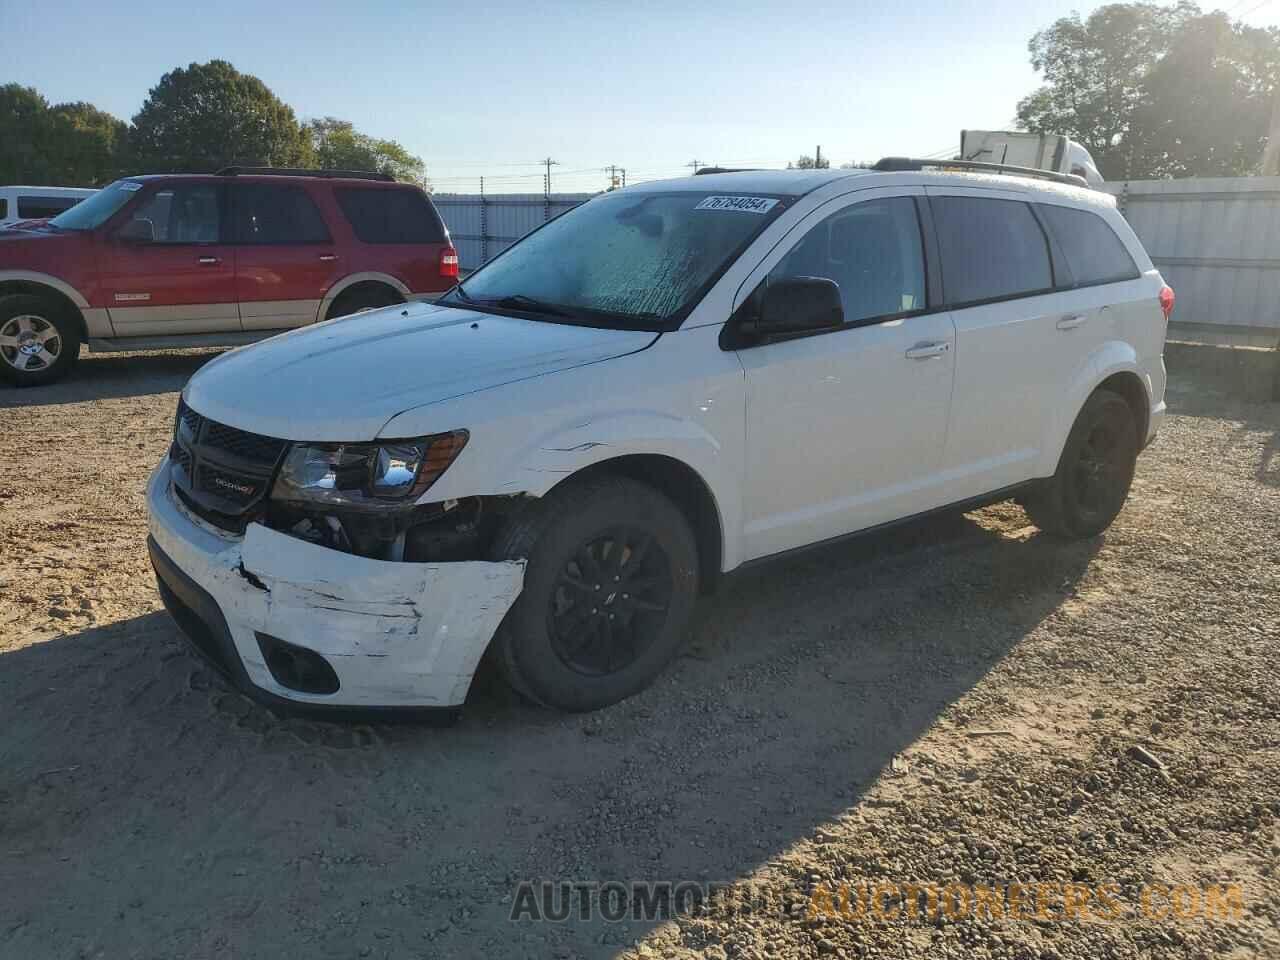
[439,246,459,279]
[1159,285,1175,321]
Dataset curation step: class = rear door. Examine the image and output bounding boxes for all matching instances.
[231,182,343,330]
[100,181,239,336]
[925,189,1069,497]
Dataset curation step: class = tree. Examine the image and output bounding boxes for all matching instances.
[0,84,52,183]
[130,60,310,172]
[0,84,128,185]
[788,154,830,169]
[305,117,427,184]
[45,102,130,184]
[1017,2,1280,179]
[1134,13,1280,177]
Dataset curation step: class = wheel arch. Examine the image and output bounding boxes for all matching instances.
[317,273,409,322]
[0,276,88,342]
[1038,345,1153,477]
[544,454,725,595]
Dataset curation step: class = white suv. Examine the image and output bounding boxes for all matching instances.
[146,161,1171,715]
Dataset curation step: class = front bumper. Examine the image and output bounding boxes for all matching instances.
[146,459,525,709]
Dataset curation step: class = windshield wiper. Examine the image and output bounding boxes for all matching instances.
[480,294,575,318]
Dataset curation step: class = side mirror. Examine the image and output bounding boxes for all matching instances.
[748,277,844,343]
[116,218,155,243]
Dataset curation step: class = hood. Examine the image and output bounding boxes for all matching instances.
[183,300,658,441]
[0,223,69,241]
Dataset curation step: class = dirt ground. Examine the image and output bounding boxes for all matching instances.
[1,352,1278,960]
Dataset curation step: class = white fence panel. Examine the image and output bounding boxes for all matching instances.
[1105,177,1280,337]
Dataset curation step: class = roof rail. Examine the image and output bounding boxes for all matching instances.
[693,166,759,175]
[214,166,395,182]
[871,156,1088,188]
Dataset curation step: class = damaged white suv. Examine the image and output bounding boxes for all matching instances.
[146,160,1172,715]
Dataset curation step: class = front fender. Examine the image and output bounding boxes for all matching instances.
[1036,340,1151,477]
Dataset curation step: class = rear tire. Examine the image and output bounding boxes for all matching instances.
[490,476,699,712]
[1023,389,1138,538]
[0,294,81,387]
[325,285,403,321]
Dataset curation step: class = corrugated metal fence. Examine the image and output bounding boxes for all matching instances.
[1105,177,1280,341]
[432,193,593,272]
[434,180,1280,340]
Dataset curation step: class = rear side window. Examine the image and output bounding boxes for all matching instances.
[0,199,7,219]
[931,197,1053,306]
[1037,204,1140,287]
[335,187,445,244]
[233,184,330,244]
[17,196,81,219]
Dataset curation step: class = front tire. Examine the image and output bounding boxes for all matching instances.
[0,294,81,387]
[491,476,700,712]
[1023,389,1138,538]
[325,286,403,321]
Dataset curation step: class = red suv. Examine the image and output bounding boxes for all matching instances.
[0,167,458,386]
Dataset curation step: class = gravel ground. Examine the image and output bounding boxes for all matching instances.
[1,352,1277,960]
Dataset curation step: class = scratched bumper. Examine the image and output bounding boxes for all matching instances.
[145,459,525,709]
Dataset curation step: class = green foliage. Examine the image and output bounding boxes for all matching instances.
[130,60,311,172]
[0,84,128,185]
[305,117,427,184]
[1017,3,1280,178]
[789,155,830,170]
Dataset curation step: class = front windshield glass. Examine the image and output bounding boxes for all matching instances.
[49,180,141,231]
[448,190,788,330]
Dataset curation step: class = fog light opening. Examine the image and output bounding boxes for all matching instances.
[255,632,340,695]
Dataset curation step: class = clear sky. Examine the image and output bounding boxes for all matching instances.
[5,0,1277,192]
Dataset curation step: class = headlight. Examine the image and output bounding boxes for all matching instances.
[271,430,468,508]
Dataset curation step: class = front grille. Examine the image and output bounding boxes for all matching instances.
[171,398,288,533]
[203,421,288,465]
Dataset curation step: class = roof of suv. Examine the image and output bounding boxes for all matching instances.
[122,172,411,187]
[626,166,1106,206]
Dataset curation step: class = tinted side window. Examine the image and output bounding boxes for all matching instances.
[126,185,221,243]
[18,196,81,219]
[335,187,445,244]
[768,197,926,324]
[931,197,1052,306]
[1037,204,1139,287]
[0,199,7,219]
[234,184,330,244]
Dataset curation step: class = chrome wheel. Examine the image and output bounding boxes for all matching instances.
[0,314,62,372]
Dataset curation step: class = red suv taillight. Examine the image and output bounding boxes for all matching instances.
[439,246,459,280]
[1159,284,1175,321]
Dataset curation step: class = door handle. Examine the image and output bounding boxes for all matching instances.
[318,254,338,262]
[197,256,221,265]
[1056,313,1087,330]
[904,341,952,360]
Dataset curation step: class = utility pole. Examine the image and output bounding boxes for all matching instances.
[815,145,823,169]
[542,157,558,221]
[687,159,704,174]
[1263,88,1280,176]
[604,165,627,190]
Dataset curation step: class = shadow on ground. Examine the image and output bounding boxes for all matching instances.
[0,349,220,407]
[0,506,1100,959]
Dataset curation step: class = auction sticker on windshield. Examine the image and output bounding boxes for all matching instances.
[694,196,779,214]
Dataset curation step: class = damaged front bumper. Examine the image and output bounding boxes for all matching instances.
[145,459,525,710]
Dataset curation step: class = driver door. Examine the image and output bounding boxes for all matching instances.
[729,189,957,561]
[100,181,239,337]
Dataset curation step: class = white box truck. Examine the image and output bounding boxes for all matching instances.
[960,131,1104,188]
